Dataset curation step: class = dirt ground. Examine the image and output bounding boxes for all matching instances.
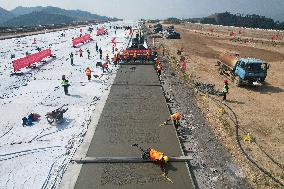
[151,23,284,188]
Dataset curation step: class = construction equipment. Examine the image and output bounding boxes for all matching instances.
[217,52,269,87]
[73,143,192,163]
[153,24,163,33]
[46,106,68,124]
[72,156,193,164]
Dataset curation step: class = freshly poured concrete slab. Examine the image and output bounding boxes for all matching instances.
[75,65,193,189]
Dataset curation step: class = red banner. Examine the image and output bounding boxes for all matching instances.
[96,27,106,36]
[123,49,155,55]
[12,49,52,72]
[72,34,92,47]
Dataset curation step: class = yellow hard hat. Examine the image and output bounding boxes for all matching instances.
[163,156,169,163]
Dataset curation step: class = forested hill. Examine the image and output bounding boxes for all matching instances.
[200,12,284,30]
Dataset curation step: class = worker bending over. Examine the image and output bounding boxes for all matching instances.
[163,112,181,129]
[132,144,169,176]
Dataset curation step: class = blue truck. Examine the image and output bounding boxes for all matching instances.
[217,52,269,86]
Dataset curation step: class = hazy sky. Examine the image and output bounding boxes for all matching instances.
[1,0,284,20]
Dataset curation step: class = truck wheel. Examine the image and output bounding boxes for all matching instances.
[235,76,242,87]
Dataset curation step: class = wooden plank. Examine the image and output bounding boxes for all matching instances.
[72,156,193,164]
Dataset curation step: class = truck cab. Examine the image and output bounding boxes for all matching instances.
[234,58,269,86]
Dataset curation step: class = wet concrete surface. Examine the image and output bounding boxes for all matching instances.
[75,65,194,189]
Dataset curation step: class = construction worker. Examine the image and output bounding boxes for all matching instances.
[99,48,103,60]
[117,52,121,63]
[124,51,129,63]
[103,62,110,73]
[87,49,91,59]
[112,44,115,53]
[61,75,70,95]
[95,43,98,52]
[85,67,92,81]
[164,112,181,129]
[156,63,162,77]
[151,49,155,58]
[223,80,229,101]
[132,144,169,175]
[155,56,160,66]
[113,53,117,66]
[181,60,188,80]
[79,48,83,57]
[70,52,74,66]
[133,51,137,62]
[146,51,151,62]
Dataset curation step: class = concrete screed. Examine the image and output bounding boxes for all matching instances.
[74,65,194,189]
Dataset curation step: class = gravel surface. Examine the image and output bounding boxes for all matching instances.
[158,54,251,189]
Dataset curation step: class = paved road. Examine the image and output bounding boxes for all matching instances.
[75,64,194,189]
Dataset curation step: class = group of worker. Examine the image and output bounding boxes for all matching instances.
[136,111,182,176]
[122,49,157,63]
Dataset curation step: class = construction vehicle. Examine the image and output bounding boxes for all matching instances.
[217,52,269,86]
[165,31,180,39]
[46,106,68,124]
[123,29,156,63]
[153,23,163,33]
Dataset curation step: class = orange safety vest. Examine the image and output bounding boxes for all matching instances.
[146,52,150,59]
[85,68,91,76]
[171,112,181,121]
[149,148,164,161]
[117,53,121,59]
[124,52,128,59]
[113,54,117,61]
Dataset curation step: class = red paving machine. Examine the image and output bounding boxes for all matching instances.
[122,29,157,64]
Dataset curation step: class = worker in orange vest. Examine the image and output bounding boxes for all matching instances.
[113,53,117,66]
[163,112,181,129]
[124,51,128,62]
[132,144,169,175]
[85,67,92,81]
[156,63,162,77]
[133,51,137,62]
[117,52,121,63]
[146,51,151,62]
